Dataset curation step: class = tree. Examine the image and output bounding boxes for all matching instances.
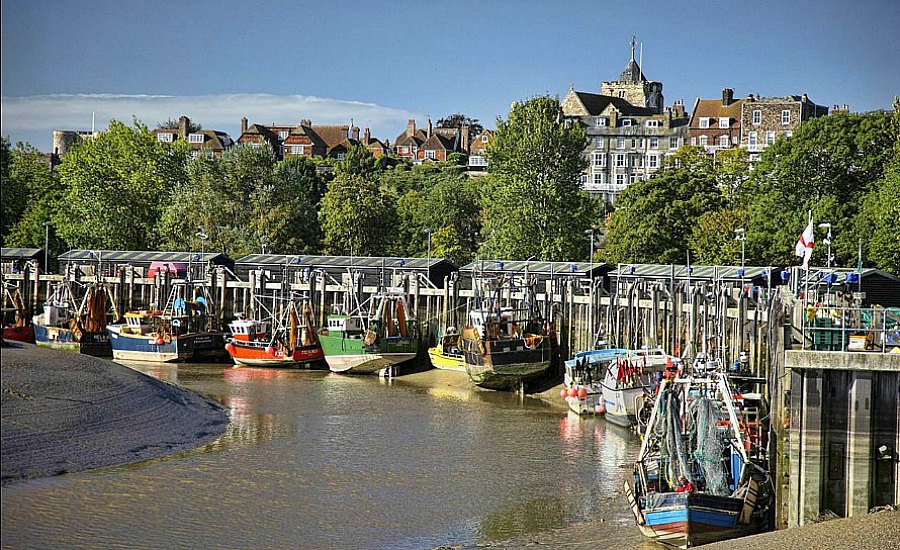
[602,154,725,264]
[55,119,189,250]
[334,143,377,178]
[158,117,202,133]
[437,113,484,141]
[479,96,596,261]
[319,172,394,256]
[688,209,749,266]
[1,139,29,243]
[3,142,67,258]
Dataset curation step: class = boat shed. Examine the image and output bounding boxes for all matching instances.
[459,260,614,288]
[57,250,234,279]
[609,263,779,292]
[233,254,457,288]
[0,248,45,274]
[795,267,900,308]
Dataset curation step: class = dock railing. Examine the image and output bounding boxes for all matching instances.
[800,304,900,353]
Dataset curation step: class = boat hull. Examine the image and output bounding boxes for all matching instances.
[108,328,226,362]
[2,325,35,344]
[325,352,417,374]
[460,335,552,391]
[34,322,111,356]
[319,332,419,375]
[428,346,465,371]
[633,491,756,548]
[565,388,602,415]
[228,341,326,369]
[602,386,644,427]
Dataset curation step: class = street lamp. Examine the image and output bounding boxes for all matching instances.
[424,227,432,281]
[43,221,50,272]
[734,228,746,281]
[584,229,595,266]
[818,223,833,268]
[195,226,208,280]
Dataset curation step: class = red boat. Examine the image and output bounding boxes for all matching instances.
[2,287,35,344]
[225,299,326,369]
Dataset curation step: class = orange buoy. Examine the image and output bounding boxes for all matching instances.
[560,389,568,399]
[577,387,588,399]
[567,387,577,398]
[155,336,164,346]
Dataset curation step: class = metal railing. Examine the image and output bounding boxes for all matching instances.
[800,304,900,353]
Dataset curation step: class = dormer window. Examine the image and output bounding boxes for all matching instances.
[719,117,730,128]
[618,91,626,99]
[595,117,607,127]
[481,135,489,143]
[278,130,289,140]
[621,119,632,127]
[645,120,660,128]
[157,132,174,143]
[699,117,710,128]
[188,133,204,144]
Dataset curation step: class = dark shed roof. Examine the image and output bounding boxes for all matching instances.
[234,254,457,287]
[58,250,233,265]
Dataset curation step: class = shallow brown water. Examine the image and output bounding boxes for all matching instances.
[1,363,643,548]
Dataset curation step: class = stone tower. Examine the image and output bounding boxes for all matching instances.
[600,36,664,114]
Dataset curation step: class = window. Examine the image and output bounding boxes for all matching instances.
[336,153,345,160]
[748,131,758,147]
[618,91,626,98]
[649,137,659,149]
[752,110,761,125]
[615,153,626,167]
[592,152,606,167]
[691,137,697,146]
[593,172,605,185]
[425,150,436,160]
[481,135,489,143]
[157,132,174,143]
[719,117,729,128]
[621,118,632,127]
[399,146,409,154]
[629,173,639,184]
[290,145,305,155]
[669,137,678,149]
[631,138,637,149]
[765,131,776,145]
[188,133,204,144]
[784,130,793,138]
[646,120,660,128]
[579,173,588,185]
[699,117,710,128]
[615,173,626,186]
[781,109,791,125]
[720,135,730,148]
[616,137,625,149]
[278,130,289,140]
[595,137,604,148]
[699,135,708,147]
[648,154,659,169]
[595,117,607,127]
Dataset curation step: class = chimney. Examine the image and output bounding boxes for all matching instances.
[178,115,190,139]
[426,117,432,139]
[300,119,312,127]
[722,87,734,106]
[460,124,469,152]
[364,127,371,143]
[351,126,360,141]
[801,93,808,103]
[407,119,416,137]
[241,117,248,135]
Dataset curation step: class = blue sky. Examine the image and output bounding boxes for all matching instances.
[2,0,898,151]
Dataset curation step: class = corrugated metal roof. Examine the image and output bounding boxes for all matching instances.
[235,254,451,270]
[58,250,230,263]
[460,259,609,276]
[0,248,43,258]
[609,264,774,280]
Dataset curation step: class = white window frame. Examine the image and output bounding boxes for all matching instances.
[752,110,762,125]
[157,132,174,143]
[719,117,729,128]
[481,135,489,143]
[699,117,710,129]
[425,149,437,160]
[649,137,659,149]
[616,137,625,149]
[719,135,730,148]
[645,120,660,128]
[614,153,626,167]
[691,137,697,146]
[278,130,289,140]
[784,130,793,138]
[615,173,626,186]
[648,154,659,169]
[188,133,204,144]
[595,117,607,127]
[592,152,606,167]
[765,131,776,145]
[621,118,633,127]
[336,152,346,160]
[290,145,305,155]
[699,135,708,147]
[781,109,791,125]
[593,172,605,185]
[669,137,678,149]
[748,131,758,147]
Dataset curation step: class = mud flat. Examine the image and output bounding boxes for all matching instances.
[1,342,228,486]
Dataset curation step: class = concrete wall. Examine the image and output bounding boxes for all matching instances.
[786,351,900,527]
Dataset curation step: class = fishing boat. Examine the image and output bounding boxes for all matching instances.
[459,275,554,391]
[107,285,226,362]
[427,328,465,371]
[2,285,35,343]
[32,282,112,356]
[562,347,630,415]
[225,296,326,368]
[625,365,772,548]
[318,291,419,375]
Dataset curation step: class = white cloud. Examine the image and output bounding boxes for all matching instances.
[0,93,420,150]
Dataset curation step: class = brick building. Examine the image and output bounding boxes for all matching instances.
[393,118,469,163]
[740,93,828,159]
[237,118,388,160]
[468,129,492,172]
[688,88,745,151]
[152,116,233,158]
[562,39,689,203]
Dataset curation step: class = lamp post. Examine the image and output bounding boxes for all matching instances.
[585,229,595,265]
[424,227,432,281]
[195,226,208,280]
[734,227,746,283]
[43,221,50,272]
[818,223,833,268]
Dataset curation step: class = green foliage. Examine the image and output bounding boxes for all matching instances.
[436,113,484,139]
[480,96,596,261]
[54,119,189,250]
[602,163,724,264]
[3,142,67,258]
[688,209,749,265]
[320,172,395,256]
[334,143,377,178]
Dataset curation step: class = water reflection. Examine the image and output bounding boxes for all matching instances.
[1,362,643,548]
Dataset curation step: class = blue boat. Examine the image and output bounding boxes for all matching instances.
[625,369,772,548]
[32,282,112,357]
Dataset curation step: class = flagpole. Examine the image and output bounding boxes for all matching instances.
[803,210,811,350]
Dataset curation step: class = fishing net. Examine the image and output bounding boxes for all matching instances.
[692,396,728,495]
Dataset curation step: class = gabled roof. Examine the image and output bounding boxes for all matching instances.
[311,125,353,148]
[59,249,231,264]
[421,132,455,151]
[690,98,745,125]
[394,129,427,146]
[569,91,655,117]
[395,133,424,147]
[289,126,328,148]
[194,130,233,149]
[1,247,43,259]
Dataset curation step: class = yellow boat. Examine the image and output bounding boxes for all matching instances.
[428,333,465,371]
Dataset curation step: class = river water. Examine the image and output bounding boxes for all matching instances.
[1,363,645,549]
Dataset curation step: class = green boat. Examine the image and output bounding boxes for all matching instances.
[318,292,419,375]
